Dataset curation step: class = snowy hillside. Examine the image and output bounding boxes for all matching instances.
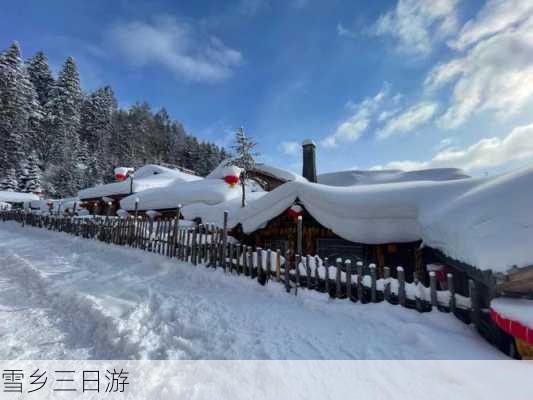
[0,222,501,360]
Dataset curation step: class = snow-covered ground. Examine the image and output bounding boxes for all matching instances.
[0,222,504,361]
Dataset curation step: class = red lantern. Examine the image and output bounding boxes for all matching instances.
[222,165,241,187]
[287,204,303,219]
[224,175,240,187]
[114,167,133,182]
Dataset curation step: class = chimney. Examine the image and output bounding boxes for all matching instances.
[302,139,317,183]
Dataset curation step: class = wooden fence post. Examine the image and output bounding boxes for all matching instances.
[383,268,391,299]
[469,279,480,329]
[414,271,422,312]
[222,210,229,272]
[335,258,342,298]
[398,266,406,307]
[306,255,312,289]
[297,216,303,257]
[430,271,438,309]
[275,250,281,282]
[284,250,291,292]
[248,246,254,279]
[370,263,377,303]
[345,260,352,301]
[447,273,456,313]
[357,261,364,303]
[324,257,330,294]
[266,249,272,279]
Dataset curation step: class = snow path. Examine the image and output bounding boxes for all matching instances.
[0,222,504,360]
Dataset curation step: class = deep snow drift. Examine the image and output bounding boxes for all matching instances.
[0,222,502,360]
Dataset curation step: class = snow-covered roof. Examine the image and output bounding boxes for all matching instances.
[253,163,307,183]
[78,164,201,200]
[317,168,470,187]
[119,178,252,211]
[0,191,39,203]
[185,165,533,273]
[207,159,306,183]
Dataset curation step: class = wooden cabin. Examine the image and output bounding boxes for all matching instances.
[232,202,422,281]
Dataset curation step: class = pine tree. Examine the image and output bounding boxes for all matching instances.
[0,168,18,191]
[23,151,43,195]
[26,51,54,107]
[46,57,83,196]
[230,127,258,207]
[0,42,41,179]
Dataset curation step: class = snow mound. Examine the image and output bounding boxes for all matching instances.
[208,159,306,183]
[78,164,201,200]
[317,168,470,187]
[0,191,39,203]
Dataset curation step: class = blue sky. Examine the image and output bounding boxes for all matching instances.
[3,0,533,176]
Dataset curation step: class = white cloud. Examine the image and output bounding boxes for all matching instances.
[427,15,533,128]
[373,123,533,172]
[279,141,300,156]
[377,101,438,138]
[450,0,533,50]
[371,0,460,56]
[337,23,357,38]
[109,16,242,82]
[321,87,389,148]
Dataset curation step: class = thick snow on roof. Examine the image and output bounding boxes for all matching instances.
[253,163,307,183]
[191,165,533,273]
[317,168,470,187]
[78,165,201,200]
[207,159,306,183]
[120,178,251,211]
[0,191,39,203]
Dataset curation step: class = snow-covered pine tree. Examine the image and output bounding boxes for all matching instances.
[230,127,258,207]
[26,51,54,167]
[0,168,18,192]
[79,86,117,183]
[23,151,43,195]
[46,57,83,196]
[0,42,41,181]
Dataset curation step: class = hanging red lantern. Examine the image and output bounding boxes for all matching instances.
[222,166,241,187]
[114,167,133,181]
[287,204,303,219]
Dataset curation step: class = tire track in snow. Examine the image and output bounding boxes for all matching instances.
[0,253,142,359]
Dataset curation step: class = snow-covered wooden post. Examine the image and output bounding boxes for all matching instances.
[172,205,182,258]
[345,260,352,300]
[266,249,272,279]
[297,216,303,257]
[398,267,406,307]
[257,247,263,280]
[235,244,242,274]
[313,256,320,290]
[306,255,312,289]
[222,210,229,271]
[357,261,364,303]
[430,271,438,309]
[284,250,291,292]
[324,257,330,294]
[469,279,480,329]
[229,243,235,272]
[247,246,254,278]
[335,258,342,298]
[275,249,281,281]
[370,263,377,303]
[447,273,456,313]
[295,254,301,289]
[413,271,422,312]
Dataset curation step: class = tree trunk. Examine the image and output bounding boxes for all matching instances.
[241,178,246,207]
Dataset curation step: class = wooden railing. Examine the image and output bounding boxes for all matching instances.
[1,210,479,324]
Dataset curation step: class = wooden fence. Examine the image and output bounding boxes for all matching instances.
[0,210,478,324]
